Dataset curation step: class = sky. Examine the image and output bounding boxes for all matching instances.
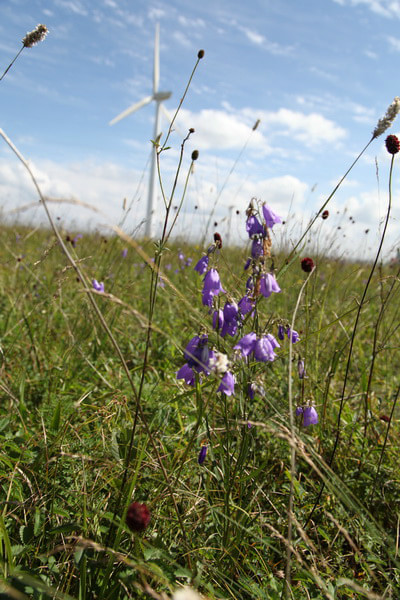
[1,0,400,259]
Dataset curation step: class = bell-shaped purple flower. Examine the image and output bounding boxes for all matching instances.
[278,324,285,340]
[303,406,318,426]
[266,333,280,350]
[221,301,239,337]
[262,203,282,229]
[198,445,208,465]
[203,268,225,296]
[246,215,264,237]
[176,364,195,386]
[217,371,235,396]
[234,332,257,357]
[295,406,303,417]
[92,279,105,293]
[287,328,300,343]
[238,295,254,316]
[260,273,281,298]
[184,335,210,372]
[254,336,276,362]
[194,255,209,275]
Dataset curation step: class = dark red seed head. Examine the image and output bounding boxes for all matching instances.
[322,210,329,220]
[213,232,222,248]
[301,257,315,273]
[385,134,400,154]
[126,502,151,532]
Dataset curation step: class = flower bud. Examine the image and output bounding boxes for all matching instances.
[126,502,151,532]
[301,257,314,273]
[385,134,400,154]
[191,150,199,161]
[197,49,205,59]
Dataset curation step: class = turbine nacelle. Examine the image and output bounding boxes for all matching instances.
[154,91,172,102]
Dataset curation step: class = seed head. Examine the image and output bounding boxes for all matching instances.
[372,97,400,139]
[22,24,49,48]
[213,232,222,248]
[197,49,205,59]
[301,257,314,273]
[191,149,199,161]
[126,502,151,532]
[385,134,400,155]
[322,210,329,220]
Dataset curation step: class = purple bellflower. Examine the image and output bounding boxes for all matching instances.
[92,279,104,293]
[262,203,282,229]
[251,238,264,258]
[287,328,300,343]
[217,371,235,396]
[303,406,319,426]
[194,255,209,275]
[278,324,285,340]
[202,268,225,306]
[254,336,276,362]
[212,309,224,331]
[221,301,239,337]
[298,359,305,379]
[234,332,257,357]
[246,215,265,237]
[260,273,281,298]
[238,295,254,316]
[198,445,208,465]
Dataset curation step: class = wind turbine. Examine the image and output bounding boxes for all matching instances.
[110,24,171,238]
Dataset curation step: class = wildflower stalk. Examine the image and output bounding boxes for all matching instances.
[304,151,396,529]
[284,265,315,598]
[0,24,49,82]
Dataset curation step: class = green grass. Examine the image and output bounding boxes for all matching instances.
[0,217,399,600]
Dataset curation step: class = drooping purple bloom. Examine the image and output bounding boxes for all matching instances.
[278,324,285,340]
[254,336,276,362]
[295,406,303,417]
[121,248,128,258]
[303,406,318,426]
[287,328,300,343]
[298,359,305,379]
[202,289,214,307]
[92,279,105,293]
[260,273,281,298]
[246,215,265,237]
[262,203,282,229]
[198,445,207,465]
[221,301,239,337]
[194,255,209,275]
[184,335,210,372]
[234,332,257,357]
[217,371,235,396]
[238,295,254,316]
[244,258,251,271]
[176,363,195,386]
[203,268,225,295]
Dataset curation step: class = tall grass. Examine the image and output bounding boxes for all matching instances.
[1,30,400,600]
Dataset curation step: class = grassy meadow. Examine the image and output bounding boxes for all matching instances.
[0,200,400,600]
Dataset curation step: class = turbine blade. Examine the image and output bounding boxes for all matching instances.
[153,23,160,94]
[109,95,153,125]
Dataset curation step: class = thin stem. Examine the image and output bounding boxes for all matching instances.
[284,266,315,599]
[0,45,24,81]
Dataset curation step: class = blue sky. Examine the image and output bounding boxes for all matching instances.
[1,0,400,258]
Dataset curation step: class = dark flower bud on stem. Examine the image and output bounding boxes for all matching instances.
[301,257,314,273]
[197,49,205,59]
[191,150,199,161]
[322,210,329,220]
[385,134,400,155]
[126,502,151,532]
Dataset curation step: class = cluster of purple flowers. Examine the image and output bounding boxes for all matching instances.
[176,199,319,455]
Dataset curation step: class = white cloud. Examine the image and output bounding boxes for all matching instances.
[332,0,400,18]
[387,35,400,51]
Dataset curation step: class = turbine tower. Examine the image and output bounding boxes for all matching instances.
[110,24,171,238]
